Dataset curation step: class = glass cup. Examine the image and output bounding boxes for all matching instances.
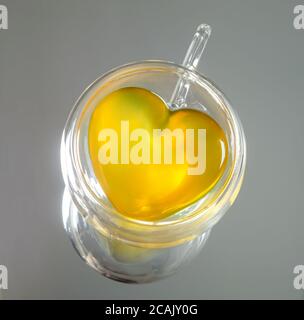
[61,25,246,283]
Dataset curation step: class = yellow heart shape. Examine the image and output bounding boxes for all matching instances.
[88,87,228,221]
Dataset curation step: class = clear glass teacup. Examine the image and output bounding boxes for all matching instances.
[61,25,246,283]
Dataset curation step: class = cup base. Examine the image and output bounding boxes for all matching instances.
[62,188,211,283]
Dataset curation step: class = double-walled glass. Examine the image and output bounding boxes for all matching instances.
[61,61,246,283]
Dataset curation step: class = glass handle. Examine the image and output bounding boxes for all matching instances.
[170,24,211,109]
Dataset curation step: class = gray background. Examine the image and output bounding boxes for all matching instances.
[0,0,303,299]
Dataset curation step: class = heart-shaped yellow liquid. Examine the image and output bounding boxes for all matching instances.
[88,87,228,221]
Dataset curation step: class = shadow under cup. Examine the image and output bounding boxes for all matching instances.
[61,61,246,283]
